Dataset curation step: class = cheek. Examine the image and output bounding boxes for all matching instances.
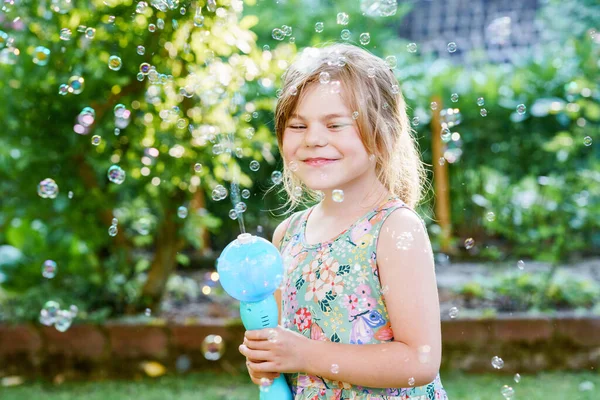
[281,134,299,159]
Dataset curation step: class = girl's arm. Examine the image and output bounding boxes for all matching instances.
[300,208,442,388]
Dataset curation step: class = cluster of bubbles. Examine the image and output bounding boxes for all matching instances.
[42,260,57,279]
[40,301,78,333]
[74,106,95,135]
[360,0,398,17]
[58,75,85,96]
[272,25,293,42]
[271,171,283,185]
[109,218,119,237]
[395,231,415,250]
[38,178,59,199]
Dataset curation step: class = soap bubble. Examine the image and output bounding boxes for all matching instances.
[359,33,371,45]
[40,301,60,326]
[68,76,84,94]
[271,171,283,184]
[145,308,152,316]
[330,364,340,373]
[51,0,73,14]
[448,307,459,318]
[85,27,96,39]
[202,334,225,360]
[480,108,488,117]
[108,55,122,71]
[235,202,247,214]
[241,189,250,199]
[407,43,417,53]
[447,42,457,52]
[430,102,438,110]
[32,46,50,66]
[177,206,188,219]
[332,189,344,202]
[517,260,525,270]
[315,22,324,33]
[91,135,101,146]
[477,97,485,106]
[249,160,260,171]
[148,24,156,32]
[337,12,349,25]
[464,238,475,249]
[58,84,69,95]
[583,136,592,146]
[228,209,238,220]
[319,71,330,84]
[500,385,514,398]
[450,93,459,102]
[516,104,526,114]
[360,0,398,17]
[108,225,118,237]
[42,260,57,279]
[107,165,126,184]
[385,55,397,69]
[514,373,521,383]
[485,212,495,222]
[38,178,59,199]
[55,309,73,332]
[412,117,420,126]
[491,356,504,369]
[408,377,415,386]
[272,28,284,41]
[341,29,351,40]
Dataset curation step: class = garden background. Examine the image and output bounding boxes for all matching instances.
[0,0,599,399]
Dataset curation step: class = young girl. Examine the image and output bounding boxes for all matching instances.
[239,43,448,400]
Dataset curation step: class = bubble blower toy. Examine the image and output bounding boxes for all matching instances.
[214,150,293,399]
[217,232,293,400]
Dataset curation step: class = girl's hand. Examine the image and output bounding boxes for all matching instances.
[239,325,309,374]
[244,358,281,386]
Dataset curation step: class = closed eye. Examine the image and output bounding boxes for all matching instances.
[289,125,305,129]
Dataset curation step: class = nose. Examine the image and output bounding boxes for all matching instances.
[303,125,327,147]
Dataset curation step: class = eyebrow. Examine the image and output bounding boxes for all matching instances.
[290,113,350,120]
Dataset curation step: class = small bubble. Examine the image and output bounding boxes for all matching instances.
[108,225,118,237]
[441,128,452,142]
[514,373,521,383]
[289,160,298,171]
[38,178,59,199]
[412,117,420,126]
[352,111,359,120]
[293,186,302,198]
[464,238,474,249]
[500,385,514,398]
[491,356,504,369]
[430,101,438,110]
[259,377,272,391]
[42,260,57,279]
[359,32,371,45]
[336,12,349,25]
[68,191,73,199]
[267,329,278,343]
[157,18,165,29]
[241,189,250,199]
[91,135,101,146]
[272,28,284,40]
[194,163,203,173]
[319,71,330,84]
[385,55,397,69]
[447,42,457,53]
[145,308,151,316]
[177,206,188,219]
[391,84,399,94]
[340,29,351,41]
[249,160,260,171]
[367,68,376,78]
[407,43,417,53]
[477,97,485,106]
[449,307,459,319]
[288,86,298,96]
[583,136,592,146]
[59,28,72,41]
[408,377,415,386]
[517,260,525,270]
[148,23,156,32]
[271,171,283,184]
[480,108,488,117]
[202,334,224,360]
[315,22,324,33]
[516,104,526,115]
[330,363,340,373]
[85,27,96,39]
[111,218,118,225]
[485,211,495,222]
[228,209,238,220]
[450,93,459,102]
[107,165,126,184]
[332,189,344,202]
[137,45,145,55]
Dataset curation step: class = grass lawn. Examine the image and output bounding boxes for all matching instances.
[0,371,598,399]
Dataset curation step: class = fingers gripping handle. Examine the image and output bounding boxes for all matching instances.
[240,296,293,400]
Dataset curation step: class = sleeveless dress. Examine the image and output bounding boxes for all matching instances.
[277,196,449,400]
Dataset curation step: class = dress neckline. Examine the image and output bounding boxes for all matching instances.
[300,195,400,249]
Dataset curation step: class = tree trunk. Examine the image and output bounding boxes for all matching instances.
[139,206,184,311]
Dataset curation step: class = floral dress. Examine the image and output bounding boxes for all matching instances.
[278,196,449,400]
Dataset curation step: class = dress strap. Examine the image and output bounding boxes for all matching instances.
[277,208,310,252]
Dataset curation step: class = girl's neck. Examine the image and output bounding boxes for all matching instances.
[315,181,390,220]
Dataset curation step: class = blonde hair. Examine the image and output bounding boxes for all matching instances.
[270,43,429,216]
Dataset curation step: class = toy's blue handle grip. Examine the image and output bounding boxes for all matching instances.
[240,296,293,400]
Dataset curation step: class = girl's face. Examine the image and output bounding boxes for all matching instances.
[282,82,374,193]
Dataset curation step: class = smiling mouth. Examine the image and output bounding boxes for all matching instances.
[303,158,339,166]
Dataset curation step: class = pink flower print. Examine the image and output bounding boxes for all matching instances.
[356,283,371,297]
[284,289,298,316]
[350,219,372,244]
[359,296,378,311]
[343,293,359,313]
[301,263,318,283]
[294,307,313,331]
